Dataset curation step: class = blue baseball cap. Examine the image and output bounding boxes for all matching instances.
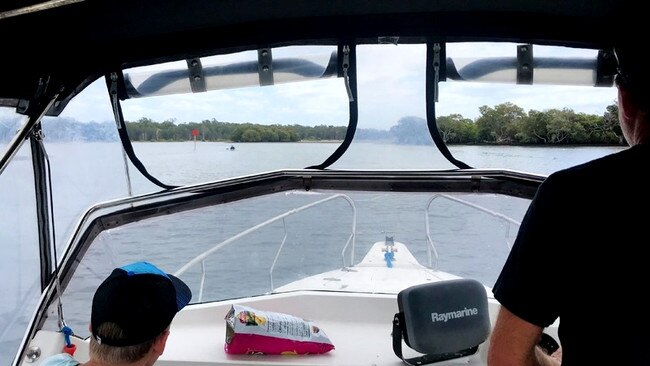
[91,261,192,346]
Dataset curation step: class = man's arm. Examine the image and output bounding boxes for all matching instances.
[488,306,560,366]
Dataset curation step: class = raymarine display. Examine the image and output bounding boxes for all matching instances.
[392,279,490,364]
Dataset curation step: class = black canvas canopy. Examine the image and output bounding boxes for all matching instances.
[0,0,640,115]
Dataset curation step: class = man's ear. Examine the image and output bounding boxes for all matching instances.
[618,83,638,122]
[152,329,170,355]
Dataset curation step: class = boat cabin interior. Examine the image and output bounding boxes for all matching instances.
[0,0,635,365]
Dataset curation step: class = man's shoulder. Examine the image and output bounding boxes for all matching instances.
[533,146,645,200]
[39,353,80,366]
[546,145,645,183]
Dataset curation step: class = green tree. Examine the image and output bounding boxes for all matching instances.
[240,128,262,142]
[277,129,290,142]
[602,102,624,144]
[437,114,476,143]
[476,102,525,143]
[518,110,549,144]
[260,127,280,142]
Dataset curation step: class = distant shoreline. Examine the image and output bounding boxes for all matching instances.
[298,139,342,143]
[9,139,624,147]
[133,140,624,147]
[180,139,345,143]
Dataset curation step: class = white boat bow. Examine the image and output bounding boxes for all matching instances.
[274,241,466,294]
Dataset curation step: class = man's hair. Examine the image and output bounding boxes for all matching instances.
[614,46,650,112]
[89,322,158,363]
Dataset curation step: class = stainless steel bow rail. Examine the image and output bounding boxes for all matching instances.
[174,192,357,301]
[425,194,521,269]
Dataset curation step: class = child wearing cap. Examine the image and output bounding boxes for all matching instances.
[41,261,192,366]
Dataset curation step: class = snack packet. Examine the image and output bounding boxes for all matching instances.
[224,304,334,355]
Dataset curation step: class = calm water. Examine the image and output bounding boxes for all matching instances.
[0,141,626,363]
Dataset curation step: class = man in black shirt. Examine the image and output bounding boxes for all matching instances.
[488,45,650,366]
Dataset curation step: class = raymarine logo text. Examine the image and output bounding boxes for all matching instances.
[431,308,479,322]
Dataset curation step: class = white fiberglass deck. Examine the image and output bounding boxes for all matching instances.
[26,241,560,365]
[162,292,501,365]
[31,292,508,365]
[274,242,462,294]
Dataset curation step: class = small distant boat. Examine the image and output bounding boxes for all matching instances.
[228,145,235,151]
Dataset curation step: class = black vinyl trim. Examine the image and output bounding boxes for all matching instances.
[29,125,53,291]
[425,42,471,169]
[307,43,358,169]
[105,73,178,190]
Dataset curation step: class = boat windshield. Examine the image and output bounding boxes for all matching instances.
[43,189,529,340]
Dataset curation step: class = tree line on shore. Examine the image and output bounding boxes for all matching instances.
[123,102,622,145]
[394,102,622,145]
[125,118,344,143]
[0,101,623,145]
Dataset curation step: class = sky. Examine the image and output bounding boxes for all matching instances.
[48,42,619,130]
